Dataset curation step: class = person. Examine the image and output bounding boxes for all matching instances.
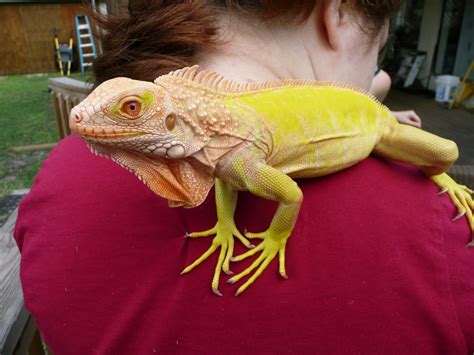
[14,1,473,353]
[370,68,422,128]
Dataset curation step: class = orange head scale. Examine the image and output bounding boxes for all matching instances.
[69,77,214,159]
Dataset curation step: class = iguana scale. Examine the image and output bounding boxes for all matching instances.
[69,65,474,296]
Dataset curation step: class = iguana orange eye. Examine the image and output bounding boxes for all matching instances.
[122,100,142,117]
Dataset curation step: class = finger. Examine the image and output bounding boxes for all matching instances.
[231,242,264,262]
[246,231,266,240]
[410,119,421,128]
[223,238,234,275]
[463,202,473,228]
[454,190,473,225]
[448,190,466,215]
[228,253,266,284]
[233,227,255,249]
[451,190,467,221]
[467,195,474,210]
[279,245,288,279]
[212,243,228,296]
[455,189,469,209]
[235,255,273,296]
[408,111,422,128]
[437,187,448,195]
[461,185,474,195]
[187,226,217,238]
[181,244,218,274]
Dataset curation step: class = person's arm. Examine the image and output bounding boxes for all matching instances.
[369,69,392,102]
[370,70,423,128]
[391,110,422,128]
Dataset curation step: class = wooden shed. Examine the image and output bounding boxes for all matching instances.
[0,1,93,75]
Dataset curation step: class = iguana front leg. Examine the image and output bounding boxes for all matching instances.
[181,178,254,296]
[374,120,474,244]
[220,158,303,296]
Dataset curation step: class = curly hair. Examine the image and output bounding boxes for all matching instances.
[92,0,403,85]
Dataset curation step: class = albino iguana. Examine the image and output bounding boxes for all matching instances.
[69,65,474,296]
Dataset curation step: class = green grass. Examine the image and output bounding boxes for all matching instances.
[0,72,94,197]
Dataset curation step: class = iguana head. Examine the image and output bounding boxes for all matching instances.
[69,77,210,159]
[68,76,226,208]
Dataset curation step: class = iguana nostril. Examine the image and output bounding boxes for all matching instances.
[75,112,83,123]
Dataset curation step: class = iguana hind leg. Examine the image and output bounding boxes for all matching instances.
[374,120,474,244]
[180,178,253,296]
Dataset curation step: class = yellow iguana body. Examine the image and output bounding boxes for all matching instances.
[70,65,474,296]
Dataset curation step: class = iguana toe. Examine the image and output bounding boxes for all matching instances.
[212,288,223,297]
[453,211,466,221]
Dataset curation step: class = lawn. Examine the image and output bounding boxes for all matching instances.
[0,72,93,197]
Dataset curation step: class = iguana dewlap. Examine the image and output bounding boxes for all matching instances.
[70,65,474,296]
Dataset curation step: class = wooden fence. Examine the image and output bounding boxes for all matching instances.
[0,3,91,75]
[49,77,93,138]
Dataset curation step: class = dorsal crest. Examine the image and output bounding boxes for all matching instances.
[156,65,315,93]
[155,65,237,92]
[155,65,384,104]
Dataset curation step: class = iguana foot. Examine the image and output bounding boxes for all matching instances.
[181,222,253,296]
[432,173,474,245]
[228,230,289,296]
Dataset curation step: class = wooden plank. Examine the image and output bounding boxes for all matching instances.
[64,94,72,136]
[0,208,23,351]
[0,3,88,75]
[57,92,69,137]
[12,316,46,355]
[20,4,63,73]
[0,6,28,75]
[48,77,93,94]
[48,77,92,138]
[9,143,56,153]
[60,2,90,47]
[50,91,65,138]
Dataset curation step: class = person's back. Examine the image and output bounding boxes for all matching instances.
[14,1,474,353]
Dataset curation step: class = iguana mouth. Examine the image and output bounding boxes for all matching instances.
[75,125,146,139]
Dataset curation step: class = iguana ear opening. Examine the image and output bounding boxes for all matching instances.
[165,112,211,158]
[110,149,214,208]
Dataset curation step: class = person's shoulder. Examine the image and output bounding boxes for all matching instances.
[299,156,440,216]
[294,157,474,351]
[13,135,474,353]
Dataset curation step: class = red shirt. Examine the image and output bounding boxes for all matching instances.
[15,135,474,354]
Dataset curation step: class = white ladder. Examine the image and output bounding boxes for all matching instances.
[75,15,97,73]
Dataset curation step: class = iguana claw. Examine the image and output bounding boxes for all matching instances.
[181,221,252,295]
[432,173,474,245]
[227,230,289,296]
[212,288,223,297]
[437,188,448,195]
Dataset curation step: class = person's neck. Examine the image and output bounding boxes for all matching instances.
[195,14,324,83]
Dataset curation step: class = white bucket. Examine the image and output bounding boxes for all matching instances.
[435,75,460,103]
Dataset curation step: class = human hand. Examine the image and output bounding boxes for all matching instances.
[392,110,422,128]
